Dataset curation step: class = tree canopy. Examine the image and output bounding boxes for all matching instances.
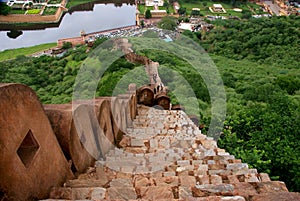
[0,3,11,15]
[158,16,178,31]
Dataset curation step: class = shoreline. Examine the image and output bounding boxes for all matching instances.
[57,25,139,47]
[0,0,135,26]
[0,0,68,24]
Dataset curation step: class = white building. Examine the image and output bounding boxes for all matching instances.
[146,0,164,7]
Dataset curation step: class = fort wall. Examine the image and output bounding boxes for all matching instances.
[0,83,137,200]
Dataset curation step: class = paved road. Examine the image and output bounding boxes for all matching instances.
[265,1,281,16]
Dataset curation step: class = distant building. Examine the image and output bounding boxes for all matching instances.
[173,2,180,13]
[191,7,200,15]
[150,9,167,17]
[211,4,226,13]
[178,23,194,32]
[146,0,163,6]
[6,0,35,7]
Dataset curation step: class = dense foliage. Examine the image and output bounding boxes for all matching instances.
[157,16,178,31]
[0,16,299,191]
[201,16,300,69]
[197,16,300,191]
[213,55,300,192]
[0,3,11,15]
[145,9,152,19]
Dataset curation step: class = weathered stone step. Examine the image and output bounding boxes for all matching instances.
[41,193,300,201]
[47,187,106,200]
[64,180,107,188]
[43,106,295,201]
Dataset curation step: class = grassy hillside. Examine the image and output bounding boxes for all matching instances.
[0,43,57,62]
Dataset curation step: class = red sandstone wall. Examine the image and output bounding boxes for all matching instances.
[57,36,85,47]
[0,83,137,200]
[44,91,137,172]
[44,104,96,173]
[0,84,74,201]
[125,52,151,65]
[94,98,115,145]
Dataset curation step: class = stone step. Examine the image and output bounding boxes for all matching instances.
[44,106,289,201]
[48,187,106,200]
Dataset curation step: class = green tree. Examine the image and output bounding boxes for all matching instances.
[145,9,152,19]
[0,3,11,15]
[241,10,252,19]
[140,20,145,27]
[178,7,186,15]
[163,0,170,13]
[191,9,200,16]
[219,94,300,192]
[158,16,177,31]
[275,76,300,95]
[62,42,72,49]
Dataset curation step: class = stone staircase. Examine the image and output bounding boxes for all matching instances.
[43,105,293,201]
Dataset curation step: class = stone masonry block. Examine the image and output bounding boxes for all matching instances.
[198,175,210,185]
[227,175,240,184]
[109,178,132,187]
[221,196,246,201]
[198,164,209,172]
[71,188,91,200]
[90,187,106,200]
[180,175,196,187]
[155,176,179,187]
[210,175,223,185]
[179,186,193,200]
[226,163,248,171]
[163,171,176,177]
[200,139,217,149]
[107,187,137,200]
[244,173,260,183]
[233,182,257,198]
[131,138,145,147]
[177,160,191,167]
[150,138,158,148]
[140,186,173,200]
[192,184,235,197]
[258,173,271,182]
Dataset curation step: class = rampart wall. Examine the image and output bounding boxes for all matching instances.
[0,83,137,201]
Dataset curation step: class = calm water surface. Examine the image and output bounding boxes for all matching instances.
[0,4,136,51]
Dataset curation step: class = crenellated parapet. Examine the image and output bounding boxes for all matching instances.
[0,83,137,201]
[0,83,74,201]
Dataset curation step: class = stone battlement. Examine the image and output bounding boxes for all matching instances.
[0,83,137,201]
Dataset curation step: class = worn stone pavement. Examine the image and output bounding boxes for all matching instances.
[42,105,299,201]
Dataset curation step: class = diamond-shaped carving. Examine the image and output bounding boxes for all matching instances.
[17,129,40,168]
